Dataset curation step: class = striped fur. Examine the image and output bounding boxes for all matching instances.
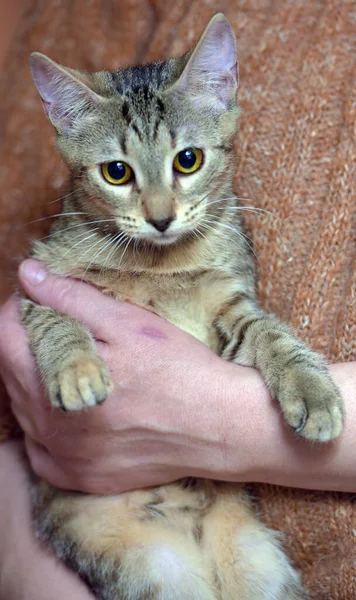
[21,13,343,600]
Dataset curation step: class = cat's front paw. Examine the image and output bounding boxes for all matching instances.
[48,355,113,411]
[278,366,344,442]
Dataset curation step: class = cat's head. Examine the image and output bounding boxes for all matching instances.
[30,14,239,247]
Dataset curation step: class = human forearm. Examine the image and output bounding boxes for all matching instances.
[213,361,356,492]
[0,441,94,599]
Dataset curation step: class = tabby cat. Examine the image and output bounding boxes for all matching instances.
[22,13,344,600]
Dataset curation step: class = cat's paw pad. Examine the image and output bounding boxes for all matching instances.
[48,356,113,411]
[278,366,344,442]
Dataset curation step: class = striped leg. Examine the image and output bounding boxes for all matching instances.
[215,297,344,442]
[21,299,112,411]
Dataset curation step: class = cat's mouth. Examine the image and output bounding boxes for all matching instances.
[123,218,202,247]
[147,231,181,246]
[131,223,186,247]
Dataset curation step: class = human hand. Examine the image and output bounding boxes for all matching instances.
[0,440,95,599]
[0,259,257,494]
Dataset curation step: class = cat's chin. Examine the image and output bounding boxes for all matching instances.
[139,233,182,247]
[151,236,180,247]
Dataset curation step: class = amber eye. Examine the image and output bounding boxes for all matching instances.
[173,148,203,174]
[101,161,133,185]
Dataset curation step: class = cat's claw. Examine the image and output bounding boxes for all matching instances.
[277,366,345,442]
[48,356,113,411]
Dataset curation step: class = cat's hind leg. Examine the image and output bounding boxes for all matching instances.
[33,481,218,600]
[201,484,307,600]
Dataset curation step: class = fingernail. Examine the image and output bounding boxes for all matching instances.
[20,259,48,285]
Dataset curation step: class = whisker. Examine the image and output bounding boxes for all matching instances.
[190,229,201,242]
[194,227,215,249]
[101,231,128,272]
[205,195,279,220]
[204,196,256,208]
[55,227,101,248]
[29,212,88,225]
[206,218,257,244]
[118,236,133,268]
[200,218,260,265]
[69,233,112,272]
[48,190,78,204]
[60,230,102,262]
[80,234,114,282]
[39,219,118,241]
[214,206,280,220]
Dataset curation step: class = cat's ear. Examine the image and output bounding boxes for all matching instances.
[172,13,238,111]
[30,52,103,134]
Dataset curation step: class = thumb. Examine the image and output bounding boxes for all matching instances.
[18,259,130,341]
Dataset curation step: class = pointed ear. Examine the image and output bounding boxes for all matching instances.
[30,52,103,134]
[172,14,238,111]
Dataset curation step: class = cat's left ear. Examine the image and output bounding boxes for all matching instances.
[30,52,104,134]
[171,13,238,111]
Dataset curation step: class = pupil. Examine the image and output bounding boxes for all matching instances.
[179,149,196,169]
[108,162,126,180]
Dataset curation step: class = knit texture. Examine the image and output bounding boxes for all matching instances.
[0,1,355,597]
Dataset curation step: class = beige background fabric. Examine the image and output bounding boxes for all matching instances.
[0,1,355,597]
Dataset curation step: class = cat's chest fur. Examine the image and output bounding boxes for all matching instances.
[83,268,236,352]
[33,231,243,353]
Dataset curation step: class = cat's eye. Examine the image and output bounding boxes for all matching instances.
[173,148,203,175]
[101,161,133,185]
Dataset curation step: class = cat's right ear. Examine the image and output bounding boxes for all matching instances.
[30,52,103,134]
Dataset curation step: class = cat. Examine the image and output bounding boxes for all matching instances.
[21,13,344,600]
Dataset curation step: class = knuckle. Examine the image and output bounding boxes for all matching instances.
[50,278,76,311]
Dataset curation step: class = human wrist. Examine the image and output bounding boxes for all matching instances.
[219,361,356,492]
[184,357,269,484]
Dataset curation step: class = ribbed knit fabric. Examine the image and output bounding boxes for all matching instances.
[0,1,355,597]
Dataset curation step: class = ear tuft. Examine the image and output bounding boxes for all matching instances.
[172,14,238,111]
[30,52,102,133]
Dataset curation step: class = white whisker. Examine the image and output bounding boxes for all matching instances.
[56,227,101,248]
[29,212,88,225]
[200,217,260,265]
[60,230,101,262]
[214,206,280,220]
[48,190,78,204]
[205,194,279,221]
[204,195,256,209]
[194,227,215,249]
[118,236,132,268]
[101,231,128,272]
[39,218,118,241]
[70,233,113,272]
[80,234,114,282]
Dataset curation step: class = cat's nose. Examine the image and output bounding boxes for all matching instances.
[147,217,174,232]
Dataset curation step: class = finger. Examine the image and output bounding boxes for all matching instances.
[18,259,135,341]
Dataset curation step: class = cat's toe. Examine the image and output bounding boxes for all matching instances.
[48,356,113,411]
[300,404,344,442]
[278,366,345,442]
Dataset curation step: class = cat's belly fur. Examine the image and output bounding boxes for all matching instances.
[83,268,238,352]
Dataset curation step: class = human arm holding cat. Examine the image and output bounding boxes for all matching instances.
[0,441,95,599]
[1,259,355,494]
